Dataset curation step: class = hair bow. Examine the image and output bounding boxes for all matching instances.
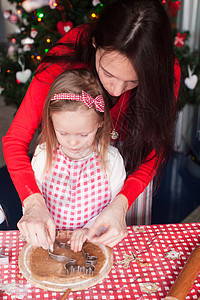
[51,91,105,112]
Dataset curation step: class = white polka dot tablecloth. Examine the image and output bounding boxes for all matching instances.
[0,223,200,299]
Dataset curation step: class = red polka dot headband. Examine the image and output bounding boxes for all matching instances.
[50,91,105,112]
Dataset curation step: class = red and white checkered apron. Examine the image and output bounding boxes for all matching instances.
[42,146,111,230]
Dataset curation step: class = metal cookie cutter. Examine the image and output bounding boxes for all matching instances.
[48,239,76,263]
[48,239,98,276]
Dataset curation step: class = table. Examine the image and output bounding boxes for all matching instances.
[0,223,200,299]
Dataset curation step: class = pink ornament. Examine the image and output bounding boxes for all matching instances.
[9,14,19,24]
[30,28,38,38]
[92,0,101,6]
[57,21,73,36]
[7,45,16,59]
[174,33,187,47]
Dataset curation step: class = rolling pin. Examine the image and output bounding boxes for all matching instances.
[164,247,200,300]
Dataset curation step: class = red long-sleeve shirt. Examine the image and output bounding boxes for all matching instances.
[2,25,181,207]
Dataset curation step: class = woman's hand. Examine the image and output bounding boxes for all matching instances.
[17,193,56,250]
[86,194,128,247]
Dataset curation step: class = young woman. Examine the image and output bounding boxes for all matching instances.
[17,69,126,252]
[3,0,181,249]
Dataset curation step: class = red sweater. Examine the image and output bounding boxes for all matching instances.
[2,26,181,207]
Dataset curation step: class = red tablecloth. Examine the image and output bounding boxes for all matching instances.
[0,223,200,299]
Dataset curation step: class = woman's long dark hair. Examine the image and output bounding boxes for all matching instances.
[37,0,178,181]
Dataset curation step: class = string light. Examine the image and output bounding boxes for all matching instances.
[7,70,11,73]
[11,38,16,44]
[45,49,49,53]
[31,55,34,59]
[17,9,21,14]
[37,13,44,18]
[38,18,42,22]
[36,55,41,60]
[46,38,51,43]
[91,13,97,18]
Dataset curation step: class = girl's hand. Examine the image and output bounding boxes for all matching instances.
[86,194,128,247]
[17,193,56,250]
[69,228,89,252]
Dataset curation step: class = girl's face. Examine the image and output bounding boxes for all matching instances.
[52,107,102,160]
[95,49,139,97]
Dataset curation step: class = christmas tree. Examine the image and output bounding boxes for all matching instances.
[0,0,112,107]
[0,0,199,109]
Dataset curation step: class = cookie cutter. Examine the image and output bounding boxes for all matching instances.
[48,239,98,276]
[48,239,75,263]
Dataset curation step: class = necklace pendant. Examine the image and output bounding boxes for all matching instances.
[111,129,119,140]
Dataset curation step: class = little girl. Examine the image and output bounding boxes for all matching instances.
[18,69,126,252]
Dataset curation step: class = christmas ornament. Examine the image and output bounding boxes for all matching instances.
[184,65,198,90]
[9,14,19,24]
[16,57,32,84]
[167,0,181,17]
[174,33,186,47]
[11,38,16,44]
[30,28,38,38]
[7,45,16,59]
[57,21,73,36]
[22,0,49,13]
[21,37,34,45]
[16,69,32,84]
[23,44,31,52]
[92,0,101,6]
[18,48,23,54]
[16,27,25,34]
[3,10,12,19]
[49,0,56,9]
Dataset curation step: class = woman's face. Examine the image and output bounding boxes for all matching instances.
[95,48,139,97]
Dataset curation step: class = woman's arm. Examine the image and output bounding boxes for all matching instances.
[2,26,86,203]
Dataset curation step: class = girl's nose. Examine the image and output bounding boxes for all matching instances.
[68,135,79,146]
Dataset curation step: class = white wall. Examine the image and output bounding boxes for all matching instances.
[177,0,200,51]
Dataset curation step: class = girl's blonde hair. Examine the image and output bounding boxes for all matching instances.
[39,69,111,171]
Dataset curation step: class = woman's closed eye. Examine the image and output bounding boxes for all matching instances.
[103,70,113,78]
